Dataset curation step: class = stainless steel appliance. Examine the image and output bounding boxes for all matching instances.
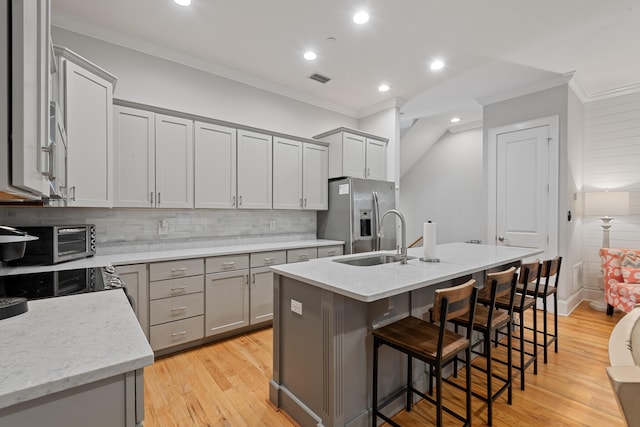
[9,225,96,265]
[317,177,396,254]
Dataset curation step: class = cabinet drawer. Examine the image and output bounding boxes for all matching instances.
[318,245,344,258]
[150,292,204,326]
[149,275,204,300]
[286,247,318,263]
[149,258,204,281]
[206,254,249,273]
[250,250,286,267]
[150,315,204,351]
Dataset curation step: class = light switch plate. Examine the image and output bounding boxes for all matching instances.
[291,299,303,316]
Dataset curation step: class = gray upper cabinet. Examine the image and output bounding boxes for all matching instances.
[273,137,328,210]
[315,128,388,181]
[54,46,116,207]
[113,105,155,207]
[0,0,51,200]
[155,114,193,209]
[113,106,193,208]
[237,129,272,209]
[194,122,236,209]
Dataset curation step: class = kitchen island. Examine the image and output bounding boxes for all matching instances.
[0,290,153,427]
[269,242,542,427]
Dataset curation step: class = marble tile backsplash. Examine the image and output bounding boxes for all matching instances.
[0,207,317,254]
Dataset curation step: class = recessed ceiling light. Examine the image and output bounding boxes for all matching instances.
[450,117,461,123]
[378,84,390,92]
[174,0,191,6]
[430,59,445,71]
[353,11,369,24]
[304,51,317,61]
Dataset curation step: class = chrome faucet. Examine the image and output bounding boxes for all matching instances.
[379,209,408,264]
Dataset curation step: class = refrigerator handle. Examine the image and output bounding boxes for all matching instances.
[372,190,381,251]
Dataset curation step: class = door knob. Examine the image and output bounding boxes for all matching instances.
[498,236,505,242]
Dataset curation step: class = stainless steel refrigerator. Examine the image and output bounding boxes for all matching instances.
[317,177,396,254]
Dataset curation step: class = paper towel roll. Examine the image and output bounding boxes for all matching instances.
[423,221,437,260]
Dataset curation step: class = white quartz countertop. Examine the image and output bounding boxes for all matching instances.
[271,243,543,302]
[0,290,154,410]
[0,239,344,276]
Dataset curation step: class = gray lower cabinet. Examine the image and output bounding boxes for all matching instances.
[250,266,275,324]
[318,244,344,258]
[286,247,318,263]
[205,269,250,337]
[148,259,204,351]
[115,264,149,340]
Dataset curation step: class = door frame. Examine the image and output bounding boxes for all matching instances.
[487,115,559,258]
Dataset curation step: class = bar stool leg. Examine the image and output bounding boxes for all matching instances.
[554,292,559,353]
[533,304,538,375]
[486,329,493,426]
[436,361,443,427]
[507,318,513,404]
[372,338,379,427]
[465,346,472,426]
[406,356,412,412]
[519,312,525,390]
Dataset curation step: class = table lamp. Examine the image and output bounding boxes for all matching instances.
[584,190,630,311]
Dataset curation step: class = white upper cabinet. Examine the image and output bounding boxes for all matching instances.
[273,138,328,210]
[315,128,388,181]
[302,142,328,210]
[56,47,116,207]
[237,130,272,209]
[194,122,236,209]
[155,114,193,209]
[273,137,303,209]
[113,106,155,207]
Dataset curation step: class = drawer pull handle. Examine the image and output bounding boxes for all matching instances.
[299,254,309,259]
[222,262,236,268]
[264,257,275,264]
[171,268,187,273]
[170,286,187,292]
[171,306,187,312]
[328,251,336,256]
[171,331,187,337]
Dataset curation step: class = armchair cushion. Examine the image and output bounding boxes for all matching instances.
[601,248,640,313]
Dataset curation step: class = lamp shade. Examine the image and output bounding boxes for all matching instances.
[584,191,630,217]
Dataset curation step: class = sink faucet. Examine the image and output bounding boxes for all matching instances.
[379,209,408,264]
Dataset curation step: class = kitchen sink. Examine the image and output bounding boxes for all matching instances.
[332,254,415,267]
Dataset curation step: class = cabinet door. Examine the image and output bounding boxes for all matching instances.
[115,264,149,340]
[273,137,302,209]
[302,143,328,210]
[205,270,249,336]
[65,60,113,207]
[250,266,274,324]
[194,122,236,209]
[8,0,50,197]
[113,106,155,207]
[342,133,366,179]
[155,114,193,208]
[237,130,272,209]
[366,138,387,181]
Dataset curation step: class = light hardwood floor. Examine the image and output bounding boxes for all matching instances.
[144,302,627,426]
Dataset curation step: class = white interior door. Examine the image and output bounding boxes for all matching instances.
[488,115,559,259]
[496,126,549,250]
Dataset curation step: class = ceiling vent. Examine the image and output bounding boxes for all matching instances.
[309,73,331,84]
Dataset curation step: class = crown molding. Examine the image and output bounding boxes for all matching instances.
[586,82,640,102]
[356,97,407,119]
[51,12,359,118]
[447,119,483,134]
[568,73,588,103]
[476,71,575,106]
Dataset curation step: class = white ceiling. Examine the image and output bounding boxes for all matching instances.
[51,0,640,130]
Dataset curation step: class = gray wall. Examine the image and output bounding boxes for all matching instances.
[399,127,484,245]
[0,207,316,254]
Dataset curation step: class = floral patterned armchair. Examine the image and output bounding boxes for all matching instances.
[600,248,640,315]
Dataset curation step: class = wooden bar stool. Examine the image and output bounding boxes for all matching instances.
[372,279,478,427]
[484,261,542,390]
[520,256,562,363]
[449,266,517,426]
